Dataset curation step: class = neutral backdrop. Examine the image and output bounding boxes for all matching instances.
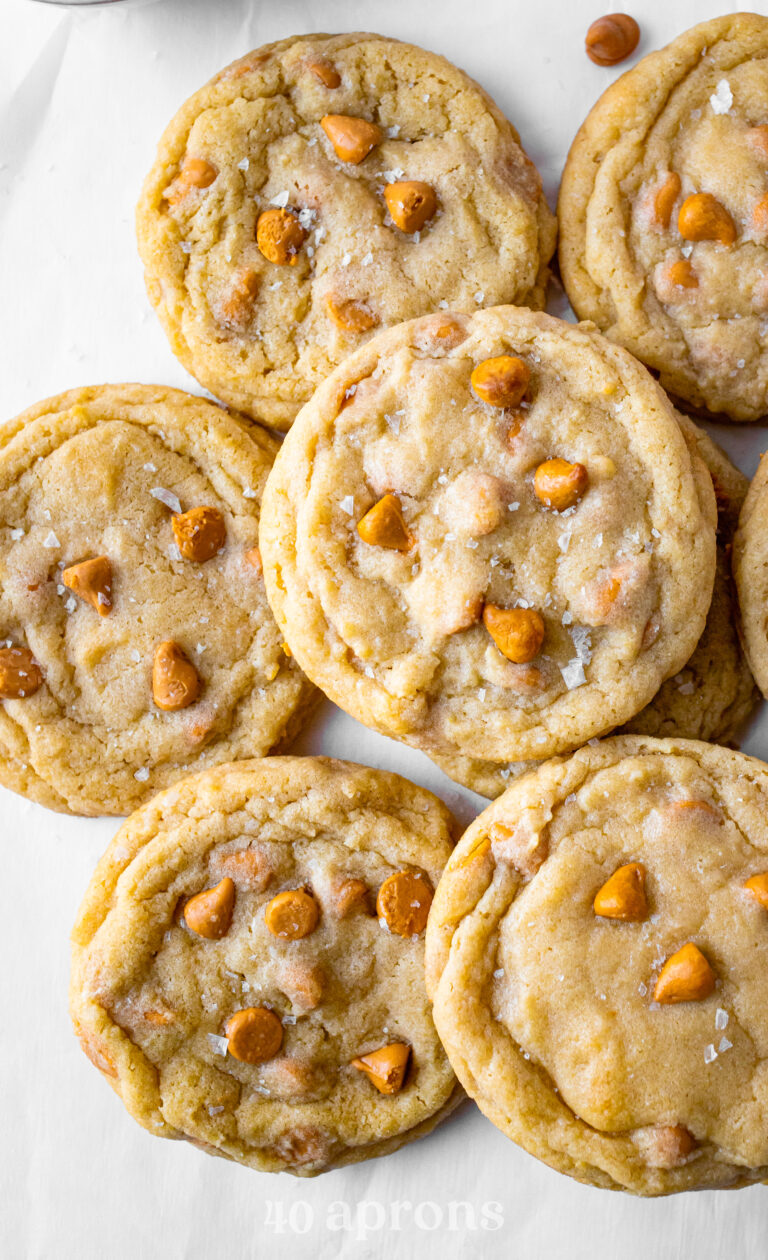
[2,0,768,1256]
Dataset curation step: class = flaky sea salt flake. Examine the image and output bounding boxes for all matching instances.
[150,487,182,514]
[710,79,733,115]
[43,531,60,548]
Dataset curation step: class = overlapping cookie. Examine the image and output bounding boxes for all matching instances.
[260,306,717,768]
[734,444,768,698]
[0,385,314,815]
[137,32,556,429]
[429,413,758,796]
[70,756,461,1175]
[560,13,768,421]
[426,736,768,1194]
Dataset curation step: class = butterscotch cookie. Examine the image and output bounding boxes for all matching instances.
[733,446,768,697]
[426,736,768,1195]
[70,756,461,1175]
[0,385,315,816]
[136,32,555,430]
[260,306,717,767]
[559,13,768,421]
[428,414,758,796]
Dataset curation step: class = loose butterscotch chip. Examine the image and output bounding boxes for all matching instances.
[0,645,42,699]
[483,605,545,664]
[666,259,698,289]
[62,555,113,616]
[533,459,589,511]
[326,294,379,333]
[653,942,716,1004]
[166,156,218,204]
[320,114,382,164]
[471,355,530,408]
[678,193,736,245]
[383,181,438,233]
[744,872,768,911]
[172,506,226,562]
[376,870,433,936]
[265,888,320,939]
[225,1006,283,1064]
[652,172,681,228]
[306,58,341,88]
[357,494,414,551]
[184,877,236,939]
[256,208,307,264]
[593,863,648,921]
[585,13,640,65]
[152,640,201,711]
[352,1043,411,1094]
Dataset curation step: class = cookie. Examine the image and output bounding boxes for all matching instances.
[426,736,768,1195]
[428,414,758,796]
[136,32,556,431]
[559,13,768,422]
[733,445,768,698]
[260,306,717,768]
[70,756,461,1175]
[0,385,315,816]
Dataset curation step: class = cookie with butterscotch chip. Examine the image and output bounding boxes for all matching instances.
[136,32,555,430]
[260,306,717,768]
[0,385,315,815]
[70,757,461,1175]
[426,736,768,1194]
[559,13,768,421]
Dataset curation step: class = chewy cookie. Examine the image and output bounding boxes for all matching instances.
[559,13,768,422]
[0,385,314,815]
[426,736,768,1195]
[429,414,758,797]
[70,756,461,1175]
[260,306,717,767]
[733,446,768,698]
[136,32,555,430]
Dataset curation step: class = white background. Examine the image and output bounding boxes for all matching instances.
[2,0,768,1255]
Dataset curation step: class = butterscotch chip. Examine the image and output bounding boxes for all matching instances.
[184,877,235,939]
[352,1043,411,1094]
[585,14,640,65]
[70,756,460,1173]
[383,181,437,233]
[244,547,262,572]
[653,942,716,1004]
[226,1006,283,1064]
[533,459,589,512]
[425,737,768,1194]
[744,872,768,910]
[678,193,736,246]
[593,863,647,921]
[357,494,414,551]
[651,172,681,229]
[172,506,226,562]
[256,208,307,265]
[265,888,319,939]
[137,34,555,431]
[326,295,379,333]
[377,871,433,936]
[165,156,217,204]
[152,640,201,712]
[483,606,545,665]
[320,114,382,164]
[0,646,42,699]
[665,259,698,290]
[62,555,113,615]
[471,355,530,408]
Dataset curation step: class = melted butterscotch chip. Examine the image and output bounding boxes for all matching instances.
[320,114,382,163]
[184,877,235,939]
[0,645,42,699]
[593,863,648,921]
[352,1043,411,1094]
[377,871,433,936]
[172,506,226,562]
[357,494,414,551]
[653,942,716,1004]
[264,888,319,939]
[62,556,113,615]
[152,640,201,711]
[225,1007,283,1064]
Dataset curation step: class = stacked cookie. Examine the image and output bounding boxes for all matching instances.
[7,18,768,1192]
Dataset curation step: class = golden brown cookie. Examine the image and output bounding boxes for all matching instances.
[70,756,461,1175]
[136,32,555,430]
[559,13,768,421]
[426,736,768,1194]
[0,385,315,815]
[733,444,768,698]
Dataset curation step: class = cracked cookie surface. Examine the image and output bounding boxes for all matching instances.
[70,756,461,1175]
[0,385,315,815]
[559,13,768,421]
[260,306,717,766]
[426,736,768,1195]
[428,413,758,796]
[136,32,555,430]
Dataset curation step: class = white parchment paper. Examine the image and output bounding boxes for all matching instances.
[2,0,768,1255]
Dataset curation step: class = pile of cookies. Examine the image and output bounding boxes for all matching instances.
[6,15,768,1194]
